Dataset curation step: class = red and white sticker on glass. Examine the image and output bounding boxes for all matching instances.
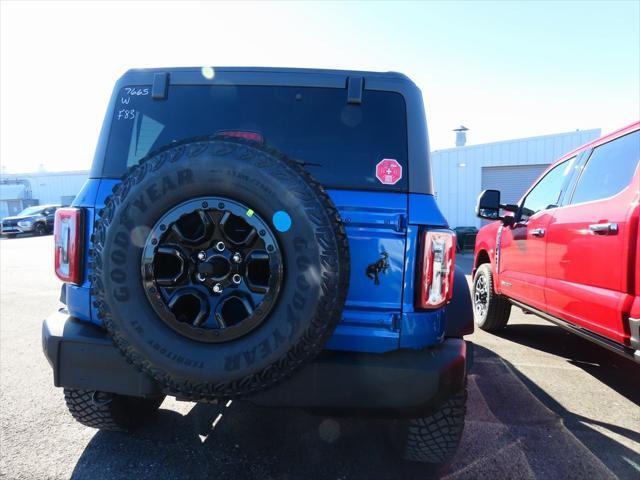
[375,158,402,185]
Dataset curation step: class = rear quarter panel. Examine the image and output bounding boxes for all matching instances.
[66,179,101,324]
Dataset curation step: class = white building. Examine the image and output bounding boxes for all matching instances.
[0,170,88,218]
[0,128,602,224]
[431,129,601,229]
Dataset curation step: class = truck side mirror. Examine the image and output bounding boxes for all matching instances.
[476,190,519,225]
[476,189,502,220]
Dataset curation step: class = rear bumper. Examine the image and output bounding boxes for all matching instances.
[249,339,469,416]
[42,310,162,398]
[42,310,469,415]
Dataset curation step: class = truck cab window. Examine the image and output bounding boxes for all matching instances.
[520,157,575,222]
[570,130,640,205]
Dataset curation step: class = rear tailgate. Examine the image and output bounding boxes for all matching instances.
[324,190,407,352]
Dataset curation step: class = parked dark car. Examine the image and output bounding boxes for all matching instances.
[1,204,60,238]
[43,67,474,465]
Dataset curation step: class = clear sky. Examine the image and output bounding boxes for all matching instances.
[1,0,638,173]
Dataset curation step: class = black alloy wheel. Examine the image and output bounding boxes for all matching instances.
[142,197,283,344]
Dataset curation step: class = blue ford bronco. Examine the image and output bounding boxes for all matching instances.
[42,67,473,464]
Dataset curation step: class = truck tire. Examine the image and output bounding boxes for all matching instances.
[402,388,467,464]
[472,263,511,331]
[92,137,350,401]
[63,389,164,431]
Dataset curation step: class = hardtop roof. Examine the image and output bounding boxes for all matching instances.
[116,66,420,95]
[121,66,413,81]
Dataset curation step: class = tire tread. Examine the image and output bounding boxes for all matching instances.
[403,388,467,464]
[63,389,163,431]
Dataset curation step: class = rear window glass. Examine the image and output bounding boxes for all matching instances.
[105,85,408,191]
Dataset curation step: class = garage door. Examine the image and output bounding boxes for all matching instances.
[481,164,550,205]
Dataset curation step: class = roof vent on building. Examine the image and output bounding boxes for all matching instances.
[453,125,469,147]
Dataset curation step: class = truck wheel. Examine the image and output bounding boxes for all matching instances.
[472,263,511,331]
[63,389,164,431]
[401,388,467,464]
[92,137,350,400]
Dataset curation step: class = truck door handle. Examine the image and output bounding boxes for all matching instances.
[589,223,618,235]
[530,228,545,237]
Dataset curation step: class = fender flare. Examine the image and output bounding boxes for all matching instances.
[444,265,474,337]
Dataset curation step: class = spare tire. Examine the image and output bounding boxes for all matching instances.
[92,137,350,400]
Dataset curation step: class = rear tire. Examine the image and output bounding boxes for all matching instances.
[63,389,164,431]
[472,263,511,331]
[401,388,467,464]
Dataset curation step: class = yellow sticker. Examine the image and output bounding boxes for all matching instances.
[246,209,254,217]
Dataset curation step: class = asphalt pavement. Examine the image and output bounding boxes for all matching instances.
[0,236,638,479]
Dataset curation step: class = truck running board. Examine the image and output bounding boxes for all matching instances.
[509,299,640,364]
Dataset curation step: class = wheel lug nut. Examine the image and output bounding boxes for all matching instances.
[216,242,225,252]
[212,283,223,294]
[232,274,242,285]
[197,251,207,261]
[232,252,242,263]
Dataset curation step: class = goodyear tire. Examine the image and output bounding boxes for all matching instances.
[92,137,350,400]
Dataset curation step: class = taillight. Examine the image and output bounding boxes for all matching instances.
[54,208,83,284]
[216,130,264,143]
[417,229,456,309]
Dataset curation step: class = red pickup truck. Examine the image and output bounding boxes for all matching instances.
[473,121,640,363]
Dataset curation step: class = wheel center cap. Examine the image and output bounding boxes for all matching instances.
[198,255,231,280]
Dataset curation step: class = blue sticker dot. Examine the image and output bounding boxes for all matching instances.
[273,211,292,233]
